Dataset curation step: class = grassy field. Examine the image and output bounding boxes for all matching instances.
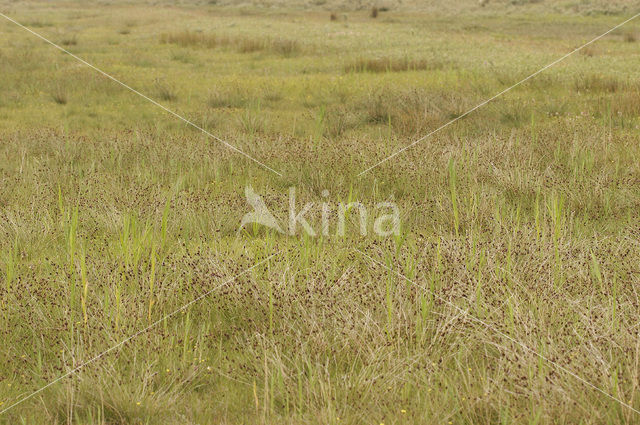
[1,0,640,423]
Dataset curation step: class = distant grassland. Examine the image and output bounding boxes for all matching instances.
[65,0,639,16]
[1,1,640,424]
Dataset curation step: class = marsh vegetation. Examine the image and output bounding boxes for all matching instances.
[1,0,640,423]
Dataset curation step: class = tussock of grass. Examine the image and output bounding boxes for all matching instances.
[51,86,68,105]
[235,37,298,56]
[260,38,299,56]
[160,31,300,56]
[574,74,621,93]
[155,80,178,101]
[207,85,282,110]
[207,88,248,109]
[357,88,471,135]
[160,31,220,48]
[499,105,532,127]
[60,35,78,46]
[345,57,443,73]
[611,90,640,118]
[323,105,363,137]
[170,50,195,64]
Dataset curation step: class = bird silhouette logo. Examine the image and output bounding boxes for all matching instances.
[239,186,284,233]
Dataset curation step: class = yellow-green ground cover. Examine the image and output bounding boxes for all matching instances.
[1,1,640,423]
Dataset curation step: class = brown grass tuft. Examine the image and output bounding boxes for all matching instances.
[160,31,219,48]
[269,38,299,57]
[574,74,621,93]
[371,7,379,18]
[359,88,472,136]
[612,90,640,118]
[60,35,77,46]
[207,88,247,109]
[236,37,299,56]
[346,57,442,73]
[51,87,68,105]
[155,80,178,101]
[160,31,299,56]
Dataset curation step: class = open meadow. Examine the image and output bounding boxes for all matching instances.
[1,0,640,423]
